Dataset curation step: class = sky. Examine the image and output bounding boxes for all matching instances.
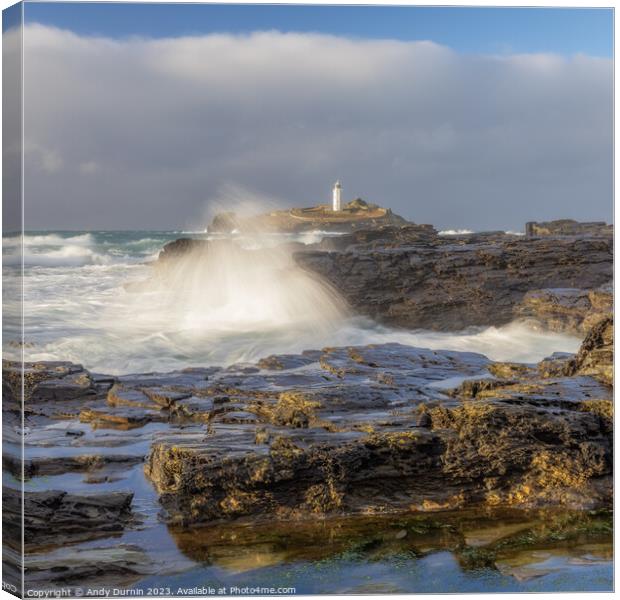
[3,3,614,230]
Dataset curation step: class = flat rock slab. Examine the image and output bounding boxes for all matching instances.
[4,452,144,480]
[24,544,155,588]
[3,489,135,550]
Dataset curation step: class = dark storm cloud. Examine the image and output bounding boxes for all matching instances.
[15,25,612,231]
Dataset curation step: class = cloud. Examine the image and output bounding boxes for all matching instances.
[24,141,64,173]
[13,24,613,230]
[78,161,101,175]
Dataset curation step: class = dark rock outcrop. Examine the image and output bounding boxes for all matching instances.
[525,219,612,237]
[3,488,135,550]
[564,317,613,386]
[4,454,144,480]
[295,235,612,331]
[514,286,612,334]
[2,360,98,412]
[157,238,208,263]
[316,224,437,251]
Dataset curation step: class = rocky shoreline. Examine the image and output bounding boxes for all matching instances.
[294,227,612,332]
[3,219,613,592]
[158,220,612,334]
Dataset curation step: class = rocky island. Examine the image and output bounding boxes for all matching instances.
[3,217,613,593]
[208,197,411,234]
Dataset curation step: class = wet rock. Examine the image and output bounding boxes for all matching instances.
[80,405,164,429]
[3,488,135,550]
[142,387,193,408]
[515,287,612,334]
[107,384,162,410]
[140,341,612,525]
[525,219,612,237]
[316,224,437,252]
[157,238,208,262]
[538,352,574,378]
[257,352,322,370]
[295,236,612,331]
[4,453,143,480]
[564,317,613,386]
[427,395,611,508]
[25,544,155,588]
[3,360,97,411]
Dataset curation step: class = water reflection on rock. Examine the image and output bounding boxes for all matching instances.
[164,508,612,592]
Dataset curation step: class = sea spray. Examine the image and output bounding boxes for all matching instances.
[122,238,348,335]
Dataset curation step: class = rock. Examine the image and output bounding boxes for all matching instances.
[3,453,143,480]
[395,529,408,539]
[140,341,611,526]
[207,201,411,234]
[514,287,612,334]
[564,317,613,386]
[24,544,156,588]
[316,224,437,251]
[295,235,612,331]
[208,211,240,234]
[157,237,208,262]
[538,352,574,378]
[3,360,97,411]
[3,488,135,550]
[79,405,163,429]
[525,219,612,237]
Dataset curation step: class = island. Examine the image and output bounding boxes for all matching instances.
[208,181,411,233]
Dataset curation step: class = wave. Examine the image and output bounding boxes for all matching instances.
[3,232,166,268]
[3,233,95,248]
[4,246,112,268]
[438,229,474,235]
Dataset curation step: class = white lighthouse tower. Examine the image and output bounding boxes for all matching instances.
[332,180,342,212]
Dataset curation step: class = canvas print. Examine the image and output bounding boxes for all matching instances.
[2,2,614,597]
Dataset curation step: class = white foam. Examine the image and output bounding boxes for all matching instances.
[438,229,474,235]
[3,233,95,247]
[4,245,110,268]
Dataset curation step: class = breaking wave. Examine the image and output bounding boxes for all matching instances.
[3,233,111,267]
[438,229,474,235]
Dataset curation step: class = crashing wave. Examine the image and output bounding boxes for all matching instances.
[438,229,474,235]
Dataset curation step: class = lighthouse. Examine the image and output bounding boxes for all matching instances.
[332,180,342,212]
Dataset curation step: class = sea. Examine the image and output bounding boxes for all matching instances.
[3,230,580,375]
